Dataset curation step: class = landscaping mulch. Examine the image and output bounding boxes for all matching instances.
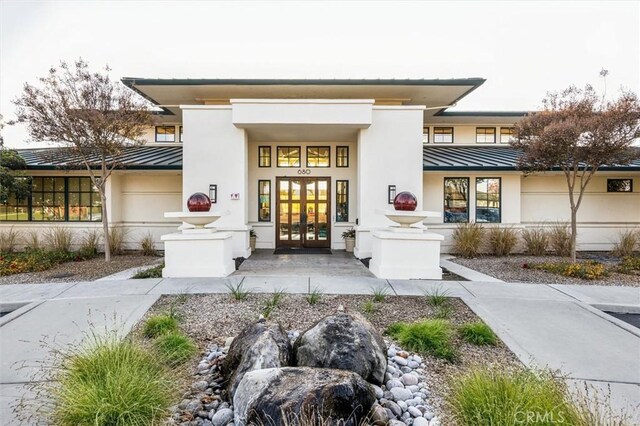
[142,293,522,422]
[0,254,161,285]
[451,254,640,287]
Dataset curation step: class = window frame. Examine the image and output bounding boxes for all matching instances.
[336,180,349,222]
[258,179,271,222]
[443,177,470,224]
[475,177,502,223]
[258,146,272,168]
[276,146,301,168]
[423,127,430,144]
[607,178,633,193]
[179,126,183,143]
[155,125,176,143]
[476,127,496,144]
[306,146,331,168]
[336,146,349,168]
[500,127,514,144]
[433,127,454,143]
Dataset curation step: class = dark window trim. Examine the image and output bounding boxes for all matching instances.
[607,178,633,193]
[476,127,496,144]
[443,177,470,223]
[258,179,271,222]
[433,127,454,143]
[336,146,349,168]
[423,127,430,144]
[276,146,301,168]
[475,177,502,223]
[155,125,176,143]
[258,146,271,168]
[306,146,331,168]
[336,179,349,222]
[179,125,183,143]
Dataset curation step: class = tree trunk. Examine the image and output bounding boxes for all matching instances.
[570,207,578,263]
[101,186,111,262]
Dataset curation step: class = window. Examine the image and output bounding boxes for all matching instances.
[476,178,501,223]
[444,178,469,223]
[258,180,271,221]
[433,127,454,143]
[500,127,514,143]
[277,146,301,167]
[179,126,183,143]
[1,177,102,222]
[423,127,430,144]
[607,179,633,192]
[306,146,330,168]
[336,180,349,222]
[476,127,496,143]
[155,126,175,142]
[336,146,349,167]
[258,146,271,167]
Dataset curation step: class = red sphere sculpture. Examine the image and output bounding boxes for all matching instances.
[393,191,417,211]
[187,192,212,212]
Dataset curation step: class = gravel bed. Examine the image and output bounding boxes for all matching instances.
[142,294,521,424]
[451,255,640,287]
[0,254,161,285]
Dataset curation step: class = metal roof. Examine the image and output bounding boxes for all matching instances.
[16,146,183,170]
[423,145,640,171]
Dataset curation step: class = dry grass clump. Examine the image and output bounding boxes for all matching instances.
[44,226,73,252]
[139,232,156,256]
[522,227,549,256]
[452,222,485,258]
[487,226,519,256]
[549,223,571,257]
[0,226,21,253]
[612,229,639,258]
[108,227,128,255]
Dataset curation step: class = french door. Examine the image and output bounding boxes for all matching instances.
[276,177,331,248]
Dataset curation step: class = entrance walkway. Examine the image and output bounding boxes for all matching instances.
[234,249,374,277]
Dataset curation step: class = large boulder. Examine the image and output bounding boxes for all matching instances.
[234,367,377,426]
[222,320,291,398]
[293,313,387,385]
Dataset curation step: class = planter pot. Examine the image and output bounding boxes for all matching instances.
[344,237,355,253]
[250,236,257,251]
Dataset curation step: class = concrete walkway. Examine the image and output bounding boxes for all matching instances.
[1,276,639,423]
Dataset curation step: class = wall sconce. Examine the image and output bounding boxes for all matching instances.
[209,184,217,204]
[388,185,396,204]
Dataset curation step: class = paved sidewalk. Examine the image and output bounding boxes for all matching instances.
[1,276,639,422]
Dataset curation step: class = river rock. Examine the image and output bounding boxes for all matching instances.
[211,408,234,426]
[234,367,376,426]
[222,320,292,398]
[293,313,387,385]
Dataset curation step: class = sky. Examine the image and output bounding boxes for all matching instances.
[1,0,639,148]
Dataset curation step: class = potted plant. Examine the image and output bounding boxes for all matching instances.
[341,228,356,253]
[249,229,257,251]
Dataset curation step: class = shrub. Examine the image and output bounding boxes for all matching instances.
[44,226,73,252]
[152,331,197,367]
[615,256,640,275]
[226,281,251,301]
[133,264,163,279]
[143,314,178,338]
[446,367,618,426]
[361,300,377,316]
[25,230,41,250]
[48,334,174,426]
[522,227,549,256]
[371,286,388,302]
[108,227,128,255]
[487,226,518,256]
[425,286,450,307]
[533,260,608,280]
[305,287,322,305]
[458,321,497,346]
[79,228,101,257]
[612,229,639,258]
[452,222,485,258]
[386,319,458,362]
[139,232,156,256]
[434,304,453,319]
[549,223,571,257]
[0,227,21,253]
[0,249,76,276]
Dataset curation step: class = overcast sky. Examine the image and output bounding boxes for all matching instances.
[1,0,639,148]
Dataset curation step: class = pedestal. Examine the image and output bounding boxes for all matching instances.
[161,230,235,277]
[369,228,444,280]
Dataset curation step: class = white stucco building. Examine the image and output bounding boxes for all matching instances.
[2,78,639,256]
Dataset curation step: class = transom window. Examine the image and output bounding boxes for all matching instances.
[444,178,469,223]
[259,146,271,167]
[476,127,496,144]
[258,180,271,221]
[476,178,501,223]
[500,127,514,143]
[277,146,301,167]
[306,146,330,168]
[155,126,176,142]
[433,127,454,143]
[336,146,349,167]
[336,180,349,222]
[607,179,633,192]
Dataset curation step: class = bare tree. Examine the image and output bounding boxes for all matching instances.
[512,85,640,262]
[0,117,31,204]
[11,59,153,261]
